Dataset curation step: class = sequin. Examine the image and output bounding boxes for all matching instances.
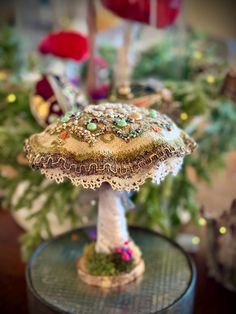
[115,118,127,128]
[87,122,97,131]
[149,109,158,118]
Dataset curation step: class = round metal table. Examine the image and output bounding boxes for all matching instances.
[27,226,196,314]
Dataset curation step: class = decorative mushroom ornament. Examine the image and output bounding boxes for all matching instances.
[24,103,196,287]
[38,31,89,85]
[30,74,87,127]
[109,81,181,122]
[39,31,88,63]
[110,81,172,106]
[101,0,182,97]
[101,0,182,28]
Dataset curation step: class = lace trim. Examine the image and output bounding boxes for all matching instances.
[40,157,183,191]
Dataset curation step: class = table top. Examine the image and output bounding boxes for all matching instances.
[28,227,195,314]
[0,209,236,314]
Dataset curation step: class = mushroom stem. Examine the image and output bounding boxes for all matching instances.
[86,0,97,99]
[115,22,132,87]
[95,184,129,254]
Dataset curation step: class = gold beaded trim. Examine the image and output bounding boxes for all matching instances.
[46,103,175,145]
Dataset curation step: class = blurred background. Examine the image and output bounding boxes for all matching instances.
[0,0,236,313]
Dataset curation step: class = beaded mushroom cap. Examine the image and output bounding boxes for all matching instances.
[24,103,196,191]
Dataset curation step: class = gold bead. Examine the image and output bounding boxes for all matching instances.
[129,112,142,121]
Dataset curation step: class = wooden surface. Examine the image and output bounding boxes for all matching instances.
[0,209,27,314]
[0,209,236,314]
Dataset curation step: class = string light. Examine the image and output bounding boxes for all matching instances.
[198,217,206,226]
[7,93,16,103]
[192,236,200,245]
[180,112,188,121]
[219,226,227,235]
[206,75,215,84]
[193,51,202,60]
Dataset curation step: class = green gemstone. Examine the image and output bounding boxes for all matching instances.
[149,109,158,118]
[61,109,78,122]
[87,122,97,131]
[115,118,127,128]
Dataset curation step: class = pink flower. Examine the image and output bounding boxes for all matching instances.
[115,247,122,254]
[121,251,131,261]
[114,242,133,262]
[126,248,133,256]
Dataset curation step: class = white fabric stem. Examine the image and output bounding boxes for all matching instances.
[95,184,129,254]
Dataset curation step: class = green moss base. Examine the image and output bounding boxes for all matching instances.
[83,243,134,276]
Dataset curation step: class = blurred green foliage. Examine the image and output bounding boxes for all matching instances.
[128,31,235,236]
[0,26,21,71]
[0,83,81,261]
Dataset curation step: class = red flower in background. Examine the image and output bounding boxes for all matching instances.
[101,0,181,28]
[38,31,89,62]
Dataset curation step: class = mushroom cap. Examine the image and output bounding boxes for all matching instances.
[109,82,181,122]
[101,0,181,28]
[24,103,196,191]
[38,31,89,62]
[109,82,173,108]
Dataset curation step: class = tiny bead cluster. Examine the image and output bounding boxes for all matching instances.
[46,103,174,145]
[114,241,133,262]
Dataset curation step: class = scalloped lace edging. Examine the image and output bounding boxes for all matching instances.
[40,157,183,191]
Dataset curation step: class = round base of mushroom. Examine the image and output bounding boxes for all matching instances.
[76,241,145,288]
[77,256,145,288]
